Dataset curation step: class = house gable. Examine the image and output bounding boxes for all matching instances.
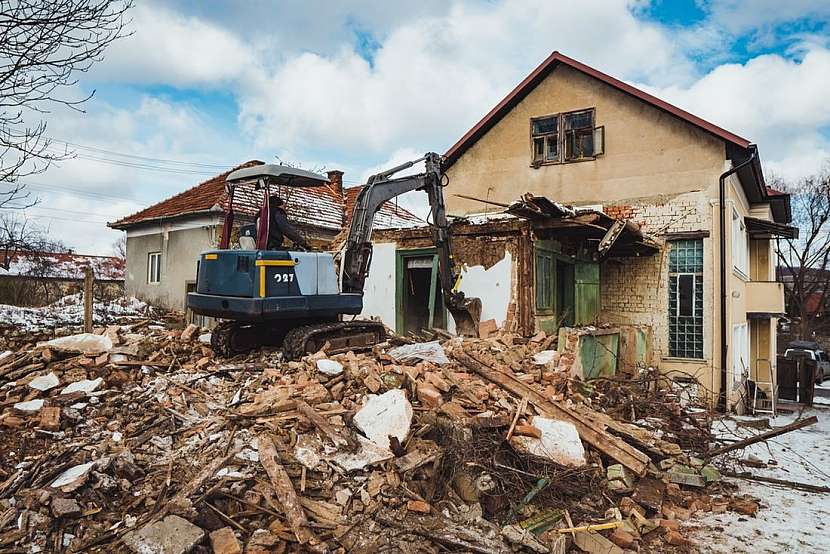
[445,62,730,214]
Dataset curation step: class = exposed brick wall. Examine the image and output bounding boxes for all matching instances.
[599,191,714,363]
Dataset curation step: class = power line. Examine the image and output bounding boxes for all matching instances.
[45,137,237,170]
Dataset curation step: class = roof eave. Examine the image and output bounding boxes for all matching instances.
[108,209,222,230]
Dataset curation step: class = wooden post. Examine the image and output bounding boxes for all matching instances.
[83,267,93,333]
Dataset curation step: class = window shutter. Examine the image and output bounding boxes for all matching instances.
[593,126,605,156]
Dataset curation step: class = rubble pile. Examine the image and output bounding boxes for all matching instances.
[0,322,758,553]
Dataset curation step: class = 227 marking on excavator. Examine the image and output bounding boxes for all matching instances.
[274,272,294,283]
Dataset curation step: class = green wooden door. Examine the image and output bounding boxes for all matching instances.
[574,261,600,325]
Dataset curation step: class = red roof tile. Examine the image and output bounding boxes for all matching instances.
[110,162,423,232]
[0,251,124,281]
[344,186,424,228]
[444,51,752,169]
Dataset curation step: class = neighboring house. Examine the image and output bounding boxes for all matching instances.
[366,51,796,411]
[0,251,125,306]
[777,266,830,318]
[108,162,422,316]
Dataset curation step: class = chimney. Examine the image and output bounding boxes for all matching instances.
[327,170,344,197]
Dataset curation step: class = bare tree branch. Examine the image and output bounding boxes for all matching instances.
[0,0,133,208]
[776,168,830,338]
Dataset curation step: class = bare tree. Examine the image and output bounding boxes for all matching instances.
[112,233,126,259]
[0,0,133,208]
[776,169,830,339]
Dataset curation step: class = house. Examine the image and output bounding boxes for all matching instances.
[363,51,797,411]
[107,162,422,317]
[0,250,124,306]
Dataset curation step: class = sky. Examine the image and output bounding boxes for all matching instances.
[6,0,830,255]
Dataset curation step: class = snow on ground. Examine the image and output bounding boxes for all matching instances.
[0,294,151,331]
[690,406,830,553]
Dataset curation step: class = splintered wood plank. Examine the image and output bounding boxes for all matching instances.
[455,351,649,476]
[258,433,316,545]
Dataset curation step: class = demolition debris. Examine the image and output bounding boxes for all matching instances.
[0,302,811,552]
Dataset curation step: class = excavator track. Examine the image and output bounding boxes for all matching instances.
[211,321,287,358]
[282,320,387,361]
[211,320,387,360]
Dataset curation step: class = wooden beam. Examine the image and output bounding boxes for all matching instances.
[708,416,818,456]
[722,470,830,494]
[454,351,650,476]
[258,433,316,545]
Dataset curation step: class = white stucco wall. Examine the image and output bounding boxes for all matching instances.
[360,242,397,327]
[448,250,513,334]
[360,242,513,335]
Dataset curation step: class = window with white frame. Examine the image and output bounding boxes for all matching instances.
[732,208,748,277]
[732,323,749,386]
[147,252,161,284]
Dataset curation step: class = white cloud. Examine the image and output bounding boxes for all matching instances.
[238,0,693,156]
[93,2,257,86]
[640,46,830,180]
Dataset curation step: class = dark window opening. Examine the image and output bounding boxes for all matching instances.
[531,109,603,165]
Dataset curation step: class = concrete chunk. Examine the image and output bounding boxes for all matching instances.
[353,389,412,450]
[509,416,586,467]
[29,372,60,391]
[123,515,204,554]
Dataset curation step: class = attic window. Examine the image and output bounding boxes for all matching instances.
[530,109,604,165]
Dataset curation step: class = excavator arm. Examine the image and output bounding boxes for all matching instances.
[341,152,482,336]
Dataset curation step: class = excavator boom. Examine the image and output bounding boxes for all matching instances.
[342,152,481,336]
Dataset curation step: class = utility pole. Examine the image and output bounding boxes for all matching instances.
[83,267,93,333]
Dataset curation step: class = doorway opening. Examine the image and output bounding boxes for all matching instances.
[396,249,446,335]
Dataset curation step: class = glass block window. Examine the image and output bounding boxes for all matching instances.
[668,239,704,359]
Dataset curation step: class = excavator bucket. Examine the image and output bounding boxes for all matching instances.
[448,296,482,338]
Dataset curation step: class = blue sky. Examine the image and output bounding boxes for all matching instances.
[10,0,830,254]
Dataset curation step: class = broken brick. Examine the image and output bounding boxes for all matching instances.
[210,527,242,554]
[406,500,431,513]
[39,406,61,431]
[416,382,443,408]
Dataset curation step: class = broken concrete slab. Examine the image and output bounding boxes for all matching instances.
[43,333,113,355]
[50,462,95,492]
[29,372,60,391]
[13,398,44,413]
[509,416,586,467]
[60,377,103,396]
[353,389,412,450]
[123,515,205,554]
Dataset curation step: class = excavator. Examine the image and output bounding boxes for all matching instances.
[186,152,482,358]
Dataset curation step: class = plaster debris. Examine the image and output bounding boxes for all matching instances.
[60,377,103,395]
[510,416,587,467]
[50,462,95,492]
[28,372,60,391]
[388,340,450,365]
[44,333,113,354]
[353,389,413,450]
[13,398,44,413]
[316,358,344,376]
